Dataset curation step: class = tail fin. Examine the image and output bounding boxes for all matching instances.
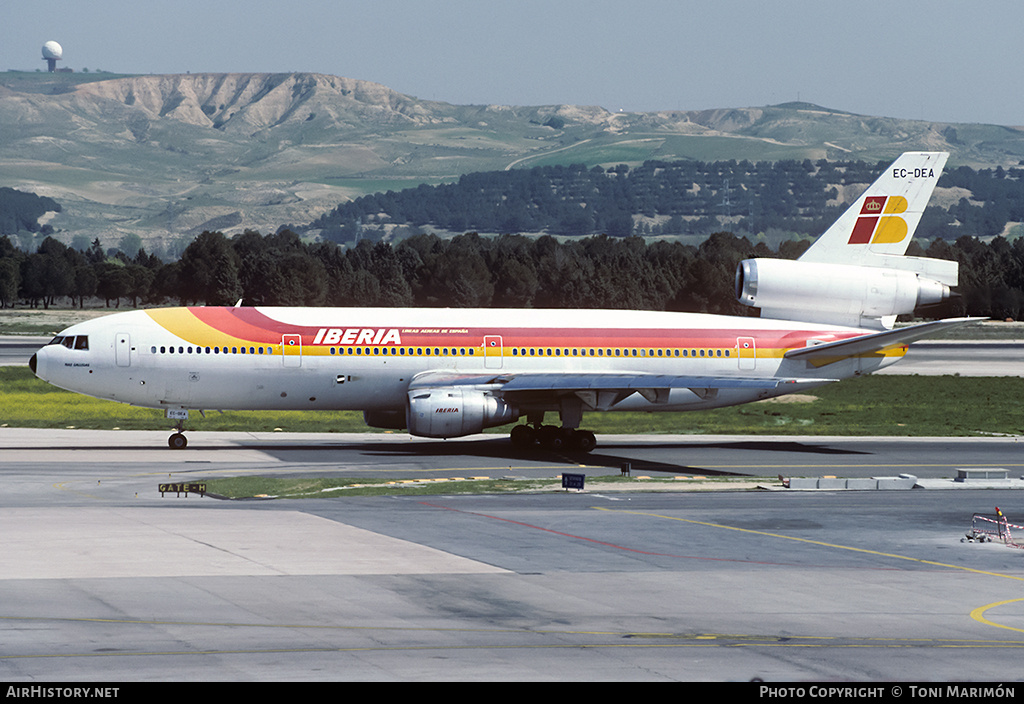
[799,151,949,265]
[736,152,957,330]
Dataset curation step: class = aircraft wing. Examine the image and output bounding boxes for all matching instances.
[493,373,820,392]
[409,370,834,409]
[784,317,983,367]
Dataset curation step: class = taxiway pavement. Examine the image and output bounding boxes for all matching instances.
[3,429,1024,681]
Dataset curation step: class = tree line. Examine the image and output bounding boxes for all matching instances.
[5,228,1024,320]
[307,159,1024,243]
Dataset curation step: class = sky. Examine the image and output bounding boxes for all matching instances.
[4,0,1024,126]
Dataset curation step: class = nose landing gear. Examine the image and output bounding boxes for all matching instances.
[166,410,189,449]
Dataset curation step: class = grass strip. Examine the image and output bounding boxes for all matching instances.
[2,367,1022,437]
[201,474,750,499]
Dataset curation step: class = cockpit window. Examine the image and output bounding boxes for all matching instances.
[49,335,88,350]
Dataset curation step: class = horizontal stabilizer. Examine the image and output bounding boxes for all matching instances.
[865,254,959,287]
[784,317,983,366]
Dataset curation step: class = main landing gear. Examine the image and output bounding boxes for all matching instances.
[510,424,597,453]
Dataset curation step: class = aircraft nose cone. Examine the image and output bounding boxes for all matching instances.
[29,353,37,376]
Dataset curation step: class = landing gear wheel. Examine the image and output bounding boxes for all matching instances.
[510,424,537,447]
[514,421,597,453]
[574,430,597,453]
[537,425,565,450]
[168,432,188,450]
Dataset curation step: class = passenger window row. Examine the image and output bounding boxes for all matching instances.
[510,348,731,358]
[329,347,476,356]
[151,345,275,355]
[147,344,732,358]
[325,346,730,358]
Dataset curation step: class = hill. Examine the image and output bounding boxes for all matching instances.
[3,71,1024,250]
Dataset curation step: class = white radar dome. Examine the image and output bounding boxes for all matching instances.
[42,41,63,60]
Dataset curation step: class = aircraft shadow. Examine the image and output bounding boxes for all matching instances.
[354,436,874,477]
[7,436,874,478]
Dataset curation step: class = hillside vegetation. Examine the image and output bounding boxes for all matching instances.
[4,72,1024,249]
[308,159,1024,243]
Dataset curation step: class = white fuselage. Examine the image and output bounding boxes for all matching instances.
[31,306,899,417]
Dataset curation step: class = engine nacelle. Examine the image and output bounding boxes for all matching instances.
[406,387,518,438]
[736,258,951,328]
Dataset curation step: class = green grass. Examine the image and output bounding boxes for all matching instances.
[204,475,561,499]
[576,374,1024,436]
[2,366,1022,436]
[0,367,372,431]
[0,310,113,336]
[506,133,829,171]
[200,474,749,499]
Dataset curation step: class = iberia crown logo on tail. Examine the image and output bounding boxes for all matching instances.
[848,195,909,244]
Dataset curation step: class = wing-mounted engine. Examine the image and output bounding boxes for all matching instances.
[736,257,954,330]
[406,387,518,438]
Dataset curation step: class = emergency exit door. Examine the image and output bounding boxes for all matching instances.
[115,333,131,367]
[737,336,756,371]
[483,335,503,369]
[282,334,302,368]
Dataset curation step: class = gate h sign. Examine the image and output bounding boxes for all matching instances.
[562,473,585,491]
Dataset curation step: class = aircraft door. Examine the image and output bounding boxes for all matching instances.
[282,334,302,368]
[115,333,131,367]
[483,335,503,369]
[737,336,756,371]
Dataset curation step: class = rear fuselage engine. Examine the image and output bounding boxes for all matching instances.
[736,258,951,327]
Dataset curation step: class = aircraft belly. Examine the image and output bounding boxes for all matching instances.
[170,363,409,411]
[778,354,884,379]
[864,353,904,373]
[81,369,159,408]
[601,387,768,412]
[161,371,193,405]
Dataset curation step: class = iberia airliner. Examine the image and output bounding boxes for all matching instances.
[30,152,974,451]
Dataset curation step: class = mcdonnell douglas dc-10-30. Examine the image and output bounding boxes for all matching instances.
[30,152,974,451]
